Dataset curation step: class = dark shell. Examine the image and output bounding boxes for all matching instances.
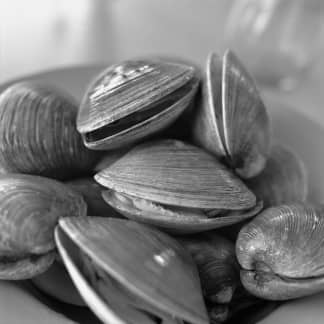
[246,144,308,208]
[179,232,239,304]
[66,177,122,218]
[56,217,209,324]
[0,82,100,179]
[0,174,87,279]
[236,204,324,300]
[77,59,199,150]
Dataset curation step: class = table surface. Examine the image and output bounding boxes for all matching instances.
[1,0,324,125]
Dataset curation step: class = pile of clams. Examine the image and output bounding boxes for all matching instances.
[0,49,321,324]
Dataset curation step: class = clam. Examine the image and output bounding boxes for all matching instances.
[55,217,209,324]
[191,50,271,179]
[0,82,100,179]
[179,232,239,304]
[236,204,324,300]
[96,139,262,234]
[77,59,200,150]
[246,144,308,208]
[179,233,239,323]
[0,174,86,279]
[66,177,122,218]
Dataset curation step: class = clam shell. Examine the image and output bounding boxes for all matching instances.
[222,50,270,178]
[77,59,199,150]
[102,190,263,234]
[95,139,256,210]
[55,217,209,324]
[0,174,86,279]
[179,232,239,303]
[192,50,271,179]
[0,82,100,179]
[192,52,226,158]
[246,144,308,208]
[236,204,324,300]
[66,177,122,218]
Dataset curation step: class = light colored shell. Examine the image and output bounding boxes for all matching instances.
[95,139,256,210]
[192,50,271,179]
[0,174,87,279]
[77,59,199,150]
[247,144,308,208]
[236,204,324,300]
[0,82,100,179]
[55,217,209,324]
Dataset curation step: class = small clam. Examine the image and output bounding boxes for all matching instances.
[191,50,271,178]
[236,204,324,300]
[55,217,209,324]
[77,59,199,150]
[246,144,308,208]
[0,174,86,279]
[66,177,122,218]
[179,232,239,304]
[96,139,262,234]
[0,82,100,179]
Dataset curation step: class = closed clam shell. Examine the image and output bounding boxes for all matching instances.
[66,177,122,218]
[0,174,86,279]
[246,144,308,208]
[95,139,256,210]
[192,50,271,179]
[77,59,199,150]
[0,82,100,179]
[179,232,239,304]
[55,217,209,324]
[236,204,324,300]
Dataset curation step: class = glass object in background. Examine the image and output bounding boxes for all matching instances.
[225,0,324,91]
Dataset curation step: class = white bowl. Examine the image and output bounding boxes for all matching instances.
[1,65,324,323]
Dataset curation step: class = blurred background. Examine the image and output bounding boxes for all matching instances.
[0,0,233,82]
[0,0,323,104]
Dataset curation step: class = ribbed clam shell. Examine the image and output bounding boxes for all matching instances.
[0,82,99,179]
[179,233,238,303]
[192,53,227,158]
[236,204,324,300]
[77,59,199,150]
[66,178,122,218]
[247,144,308,208]
[102,190,263,234]
[222,50,271,178]
[0,174,86,279]
[56,217,209,324]
[95,139,256,210]
[192,50,271,179]
[93,148,129,173]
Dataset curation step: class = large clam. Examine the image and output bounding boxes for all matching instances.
[236,203,324,300]
[77,59,199,150]
[0,82,99,179]
[0,174,86,279]
[246,144,308,208]
[55,217,209,324]
[191,50,271,179]
[96,139,262,234]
